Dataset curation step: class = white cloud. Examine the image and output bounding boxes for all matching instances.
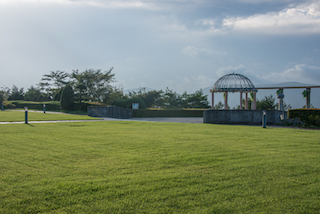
[0,0,158,9]
[197,18,215,26]
[193,75,215,87]
[262,64,320,85]
[223,2,320,34]
[216,65,247,77]
[155,17,226,42]
[161,74,215,93]
[154,1,320,38]
[182,46,226,58]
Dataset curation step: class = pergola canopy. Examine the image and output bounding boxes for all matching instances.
[211,73,258,93]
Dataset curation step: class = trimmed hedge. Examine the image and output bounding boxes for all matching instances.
[288,109,320,126]
[133,109,204,117]
[8,101,101,112]
[11,101,61,111]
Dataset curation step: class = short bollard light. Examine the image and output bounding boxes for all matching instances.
[43,104,46,113]
[262,110,266,128]
[25,106,28,124]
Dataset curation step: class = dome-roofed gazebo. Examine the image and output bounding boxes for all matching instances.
[210,73,258,110]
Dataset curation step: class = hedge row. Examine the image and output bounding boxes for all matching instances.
[7,101,102,112]
[11,101,61,111]
[133,109,204,117]
[288,109,320,126]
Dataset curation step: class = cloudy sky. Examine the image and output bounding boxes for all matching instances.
[1,0,320,94]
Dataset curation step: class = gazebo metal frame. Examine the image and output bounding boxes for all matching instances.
[210,73,258,110]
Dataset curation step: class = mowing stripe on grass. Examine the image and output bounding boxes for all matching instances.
[0,121,319,213]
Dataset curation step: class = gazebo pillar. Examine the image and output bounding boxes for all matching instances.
[306,88,311,109]
[211,92,214,109]
[224,92,228,110]
[240,92,243,110]
[245,93,248,110]
[252,92,257,110]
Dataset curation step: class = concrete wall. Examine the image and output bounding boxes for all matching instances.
[88,106,133,119]
[203,110,287,125]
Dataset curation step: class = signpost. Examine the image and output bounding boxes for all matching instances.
[132,103,139,110]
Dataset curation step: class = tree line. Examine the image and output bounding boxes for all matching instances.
[0,68,294,111]
[0,68,210,110]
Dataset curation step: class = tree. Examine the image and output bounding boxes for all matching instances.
[60,84,75,111]
[103,86,125,105]
[256,95,276,110]
[162,87,182,108]
[8,85,24,100]
[0,90,6,104]
[127,87,163,108]
[71,68,115,102]
[25,86,50,101]
[143,90,163,108]
[186,89,209,108]
[38,70,69,100]
[0,87,9,103]
[214,101,224,110]
[275,101,292,111]
[234,99,252,110]
[302,104,315,109]
[74,84,87,104]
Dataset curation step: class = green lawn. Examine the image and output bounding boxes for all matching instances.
[0,121,320,213]
[0,110,100,122]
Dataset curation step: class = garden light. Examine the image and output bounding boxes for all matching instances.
[262,110,266,128]
[25,106,28,124]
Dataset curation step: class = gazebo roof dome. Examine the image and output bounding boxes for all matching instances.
[211,73,257,93]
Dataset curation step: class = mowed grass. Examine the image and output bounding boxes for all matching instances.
[0,121,320,213]
[0,110,100,122]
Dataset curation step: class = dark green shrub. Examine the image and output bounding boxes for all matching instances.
[6,103,16,109]
[113,97,146,109]
[60,84,75,111]
[306,115,320,126]
[112,99,128,108]
[127,97,146,109]
[74,103,88,112]
[288,109,320,126]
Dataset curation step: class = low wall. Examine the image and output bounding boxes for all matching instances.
[88,106,133,119]
[203,110,287,125]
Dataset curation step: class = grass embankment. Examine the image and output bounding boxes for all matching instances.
[0,110,100,122]
[1,122,320,213]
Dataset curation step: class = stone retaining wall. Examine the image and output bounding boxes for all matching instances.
[203,110,287,125]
